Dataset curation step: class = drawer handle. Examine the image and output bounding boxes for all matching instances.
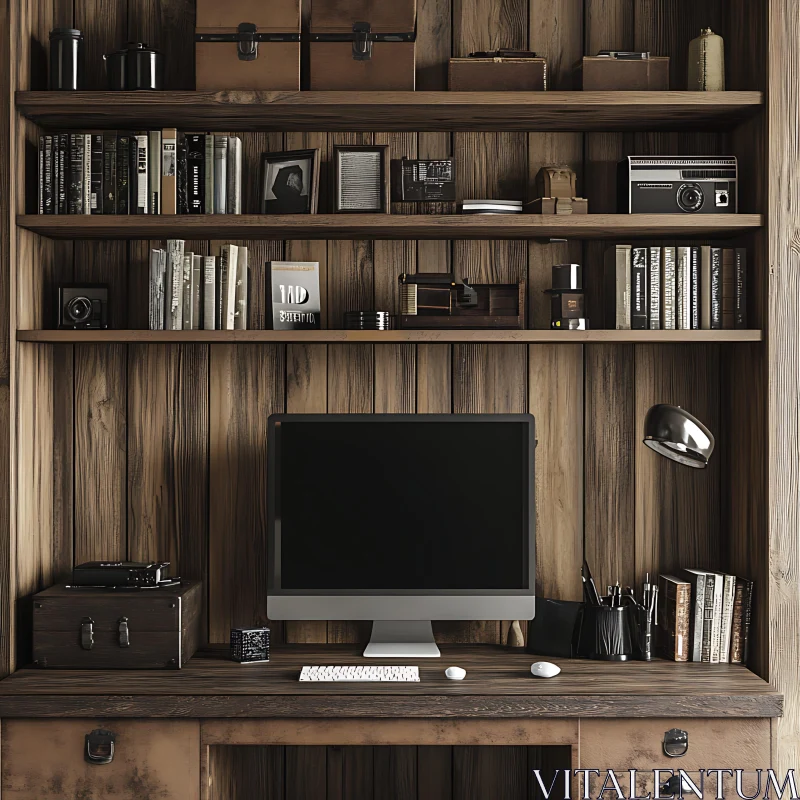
[80,617,94,650]
[663,727,689,757]
[118,617,130,647]
[85,729,115,765]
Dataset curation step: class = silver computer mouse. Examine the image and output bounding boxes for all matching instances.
[530,661,561,678]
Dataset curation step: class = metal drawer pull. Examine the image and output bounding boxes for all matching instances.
[118,617,130,647]
[663,727,689,757]
[80,617,94,650]
[85,729,115,765]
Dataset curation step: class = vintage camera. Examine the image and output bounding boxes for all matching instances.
[618,156,737,214]
[392,157,456,202]
[58,283,109,329]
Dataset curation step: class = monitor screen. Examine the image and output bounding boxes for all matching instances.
[269,415,534,593]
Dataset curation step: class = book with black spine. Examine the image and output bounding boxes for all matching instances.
[166,239,185,330]
[226,136,242,214]
[217,246,229,328]
[662,246,676,330]
[68,133,84,214]
[710,247,722,329]
[102,133,117,214]
[648,246,661,329]
[690,245,700,330]
[740,579,754,663]
[186,134,205,214]
[679,568,707,662]
[203,255,216,329]
[90,133,103,214]
[204,134,214,214]
[148,248,166,330]
[700,245,712,330]
[603,244,631,330]
[57,133,68,215]
[38,136,44,214]
[42,135,54,214]
[234,246,248,330]
[719,573,737,663]
[676,246,691,329]
[722,248,735,329]
[83,133,92,214]
[735,248,747,328]
[631,246,648,330]
[132,133,149,214]
[214,136,228,214]
[657,574,691,662]
[177,132,188,214]
[192,254,202,330]
[116,133,131,215]
[182,252,194,330]
[161,128,177,214]
[148,130,161,214]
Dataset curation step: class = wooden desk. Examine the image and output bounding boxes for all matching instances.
[0,646,781,799]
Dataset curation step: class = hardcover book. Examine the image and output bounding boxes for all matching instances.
[102,133,117,214]
[68,133,83,215]
[730,578,754,664]
[676,246,691,330]
[658,574,691,662]
[604,244,631,330]
[134,133,149,215]
[648,246,661,329]
[41,135,54,215]
[234,246,248,330]
[722,248,735,329]
[700,245,712,330]
[177,132,188,214]
[116,133,131,215]
[680,568,706,662]
[83,133,92,214]
[662,246,676,330]
[192,254,202,331]
[690,245,700,330]
[226,136,242,214]
[90,133,103,214]
[735,248,747,328]
[710,247,722,329]
[57,133,68,215]
[161,128,177,215]
[268,261,322,330]
[182,253,194,330]
[186,134,205,214]
[682,568,714,662]
[719,573,737,663]
[220,244,239,330]
[631,247,648,329]
[149,130,161,214]
[166,239,185,330]
[708,571,724,663]
[148,248,166,330]
[204,135,215,214]
[214,136,228,214]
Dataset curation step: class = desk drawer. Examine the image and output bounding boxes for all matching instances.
[1,719,200,799]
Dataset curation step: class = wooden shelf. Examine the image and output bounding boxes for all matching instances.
[17,330,763,344]
[17,214,763,241]
[15,91,763,132]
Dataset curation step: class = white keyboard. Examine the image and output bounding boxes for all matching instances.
[299,665,420,682]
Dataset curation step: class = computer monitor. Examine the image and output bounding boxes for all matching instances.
[267,414,536,657]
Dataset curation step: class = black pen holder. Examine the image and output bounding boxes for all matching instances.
[577,604,634,661]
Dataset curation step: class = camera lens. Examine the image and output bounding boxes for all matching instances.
[677,183,703,213]
[66,296,93,324]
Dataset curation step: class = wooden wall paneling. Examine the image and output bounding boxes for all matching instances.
[74,0,126,91]
[209,746,283,800]
[453,746,528,800]
[529,0,582,90]
[208,344,285,643]
[330,746,374,800]
[528,745,574,800]
[374,746,417,800]
[418,747,453,800]
[286,745,327,800]
[768,0,799,773]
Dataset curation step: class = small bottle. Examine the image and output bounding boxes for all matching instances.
[49,28,84,91]
[688,28,725,91]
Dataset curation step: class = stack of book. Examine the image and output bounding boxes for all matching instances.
[38,132,243,215]
[460,199,522,215]
[605,244,747,330]
[658,571,753,664]
[149,240,248,331]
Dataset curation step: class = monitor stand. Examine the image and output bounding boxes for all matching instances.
[363,620,441,658]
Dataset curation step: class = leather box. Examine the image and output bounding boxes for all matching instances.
[195,0,300,91]
[448,58,547,91]
[310,0,416,90]
[32,581,202,669]
[577,56,669,90]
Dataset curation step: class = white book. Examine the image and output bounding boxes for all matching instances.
[648,246,661,329]
[166,239,185,330]
[221,244,239,329]
[214,136,228,214]
[709,572,724,663]
[203,255,216,330]
[680,568,707,662]
[161,128,177,214]
[662,246,676,330]
[148,248,166,330]
[700,245,712,330]
[83,134,91,214]
[148,130,161,214]
[226,136,242,214]
[192,254,202,331]
[719,574,737,663]
[204,134,214,214]
[234,246,248,330]
[182,253,193,330]
[676,246,691,330]
[135,134,149,214]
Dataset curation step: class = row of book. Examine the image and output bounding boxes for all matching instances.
[149,241,249,331]
[605,244,748,330]
[658,571,753,664]
[38,132,243,215]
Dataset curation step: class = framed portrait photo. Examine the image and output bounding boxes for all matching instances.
[261,149,320,214]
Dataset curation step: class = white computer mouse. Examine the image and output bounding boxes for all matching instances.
[445,666,466,681]
[530,661,561,678]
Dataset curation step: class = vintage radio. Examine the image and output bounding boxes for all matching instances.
[310,0,416,90]
[32,581,202,669]
[391,157,455,202]
[618,156,738,214]
[195,0,300,91]
[577,53,669,90]
[449,51,547,91]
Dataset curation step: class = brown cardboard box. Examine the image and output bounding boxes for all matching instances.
[448,57,547,91]
[310,0,416,90]
[195,0,300,91]
[577,56,669,90]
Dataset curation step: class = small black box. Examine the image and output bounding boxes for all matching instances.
[231,627,270,663]
[58,283,109,329]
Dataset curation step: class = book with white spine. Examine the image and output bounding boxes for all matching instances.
[166,239,185,330]
[204,134,214,214]
[214,136,228,214]
[226,136,242,214]
[719,573,737,663]
[148,248,166,330]
[676,246,691,330]
[234,246,248,330]
[182,253,194,330]
[221,244,239,330]
[192,254,202,330]
[648,246,661,329]
[662,246,676,330]
[203,255,216,329]
[83,133,92,214]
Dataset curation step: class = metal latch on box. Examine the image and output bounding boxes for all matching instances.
[194,24,301,61]
[80,617,94,650]
[352,22,372,60]
[237,22,258,61]
[663,728,689,757]
[118,617,130,647]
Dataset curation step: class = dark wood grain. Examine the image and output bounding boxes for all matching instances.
[14,91,765,132]
[209,745,283,800]
[454,746,527,800]
[286,746,327,800]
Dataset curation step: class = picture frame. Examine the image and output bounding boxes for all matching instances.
[333,144,390,214]
[261,149,320,214]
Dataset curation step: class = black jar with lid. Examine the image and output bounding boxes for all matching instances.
[49,28,84,90]
[103,42,163,90]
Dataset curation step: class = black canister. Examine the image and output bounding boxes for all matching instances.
[49,28,83,90]
[104,43,163,90]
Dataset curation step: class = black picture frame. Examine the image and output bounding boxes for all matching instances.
[333,145,390,214]
[261,149,320,214]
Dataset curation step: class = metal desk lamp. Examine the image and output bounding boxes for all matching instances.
[643,404,715,468]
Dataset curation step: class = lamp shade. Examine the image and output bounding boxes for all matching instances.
[643,404,714,469]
